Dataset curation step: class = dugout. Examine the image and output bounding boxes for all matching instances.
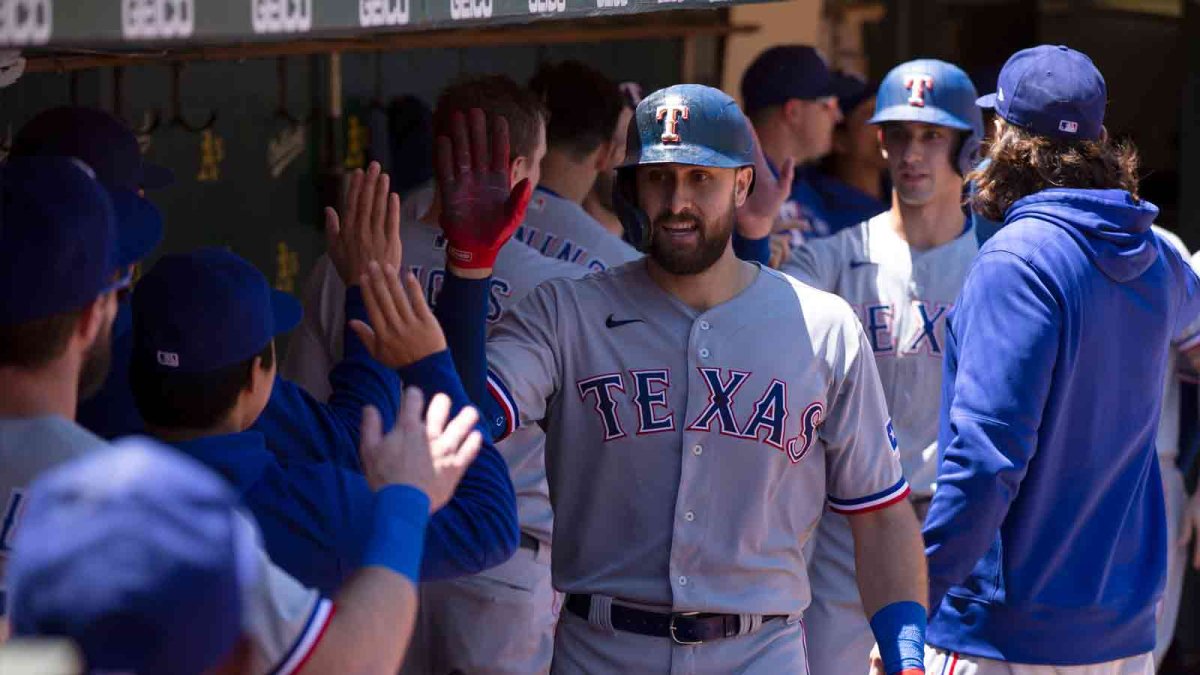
[0,0,773,303]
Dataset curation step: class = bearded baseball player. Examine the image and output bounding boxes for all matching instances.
[432,85,928,674]
[782,59,983,675]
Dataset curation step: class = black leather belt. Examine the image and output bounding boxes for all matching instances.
[565,594,786,645]
[519,532,540,552]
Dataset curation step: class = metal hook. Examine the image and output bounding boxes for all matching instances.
[113,66,161,136]
[275,57,312,127]
[169,62,217,133]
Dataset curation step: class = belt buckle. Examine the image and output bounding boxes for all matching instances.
[668,612,703,645]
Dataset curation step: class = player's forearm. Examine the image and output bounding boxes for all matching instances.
[300,485,430,675]
[849,501,928,615]
[432,271,491,406]
[299,568,417,675]
[420,444,519,579]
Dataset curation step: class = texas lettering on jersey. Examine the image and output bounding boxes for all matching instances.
[575,367,822,464]
[852,300,952,356]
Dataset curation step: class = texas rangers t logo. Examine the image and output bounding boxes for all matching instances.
[905,74,933,107]
[656,102,689,143]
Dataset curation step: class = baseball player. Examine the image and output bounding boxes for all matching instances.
[522,60,641,272]
[0,156,476,674]
[7,106,172,440]
[809,71,889,233]
[781,58,983,675]
[282,75,584,675]
[741,45,844,243]
[924,45,1200,673]
[434,85,929,674]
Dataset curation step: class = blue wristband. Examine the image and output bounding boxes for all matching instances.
[869,600,926,674]
[732,231,772,265]
[361,484,431,583]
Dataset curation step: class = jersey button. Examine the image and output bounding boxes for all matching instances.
[684,511,695,522]
[699,348,710,359]
[678,575,689,586]
[692,444,703,456]
[699,320,710,330]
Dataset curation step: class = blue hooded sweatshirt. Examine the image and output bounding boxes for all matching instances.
[924,188,1200,665]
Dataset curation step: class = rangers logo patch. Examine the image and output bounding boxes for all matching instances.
[656,101,689,143]
[904,74,933,107]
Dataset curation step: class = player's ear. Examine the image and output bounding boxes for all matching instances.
[734,166,754,205]
[509,155,529,186]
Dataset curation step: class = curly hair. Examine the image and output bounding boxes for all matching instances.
[968,121,1140,222]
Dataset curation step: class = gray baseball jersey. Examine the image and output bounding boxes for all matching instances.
[484,261,908,616]
[0,415,332,675]
[782,213,979,496]
[782,213,977,675]
[515,187,641,272]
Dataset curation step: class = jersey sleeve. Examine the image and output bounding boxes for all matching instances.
[820,310,910,515]
[780,235,840,292]
[281,254,345,403]
[238,513,335,675]
[484,283,562,442]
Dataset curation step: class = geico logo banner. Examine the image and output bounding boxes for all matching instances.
[123,0,194,39]
[449,0,491,20]
[252,0,312,33]
[595,0,628,7]
[0,0,50,44]
[360,0,409,26]
[528,0,565,13]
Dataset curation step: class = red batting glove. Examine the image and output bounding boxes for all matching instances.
[435,108,533,270]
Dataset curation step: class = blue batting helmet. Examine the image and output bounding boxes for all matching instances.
[614,84,756,249]
[868,59,984,174]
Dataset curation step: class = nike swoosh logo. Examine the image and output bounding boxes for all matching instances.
[849,260,876,269]
[605,314,644,329]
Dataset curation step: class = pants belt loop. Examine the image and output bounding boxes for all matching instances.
[587,594,616,635]
[737,614,762,636]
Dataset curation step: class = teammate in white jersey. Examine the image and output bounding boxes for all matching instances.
[434,84,928,674]
[521,60,641,272]
[782,58,984,675]
[283,76,585,675]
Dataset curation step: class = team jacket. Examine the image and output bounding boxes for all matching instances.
[924,188,1200,664]
[168,288,518,592]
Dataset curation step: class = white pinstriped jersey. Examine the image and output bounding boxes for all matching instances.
[484,261,908,614]
[782,214,978,495]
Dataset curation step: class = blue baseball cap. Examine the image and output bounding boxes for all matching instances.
[132,248,302,374]
[831,71,874,118]
[6,437,257,675]
[11,106,168,267]
[976,45,1107,142]
[741,45,835,115]
[0,156,130,326]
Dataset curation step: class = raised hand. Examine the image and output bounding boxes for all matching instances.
[435,108,533,272]
[735,120,796,241]
[359,388,483,512]
[349,260,447,369]
[326,161,403,286]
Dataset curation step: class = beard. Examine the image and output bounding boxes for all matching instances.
[646,203,735,276]
[77,323,113,401]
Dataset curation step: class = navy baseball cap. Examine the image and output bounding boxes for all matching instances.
[976,45,1106,142]
[741,45,835,115]
[6,437,256,675]
[11,106,168,266]
[831,71,874,118]
[0,156,129,326]
[132,248,302,374]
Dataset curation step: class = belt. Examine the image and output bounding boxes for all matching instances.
[565,594,786,645]
[519,532,540,552]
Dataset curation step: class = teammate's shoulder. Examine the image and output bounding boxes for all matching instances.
[496,237,587,281]
[760,265,860,324]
